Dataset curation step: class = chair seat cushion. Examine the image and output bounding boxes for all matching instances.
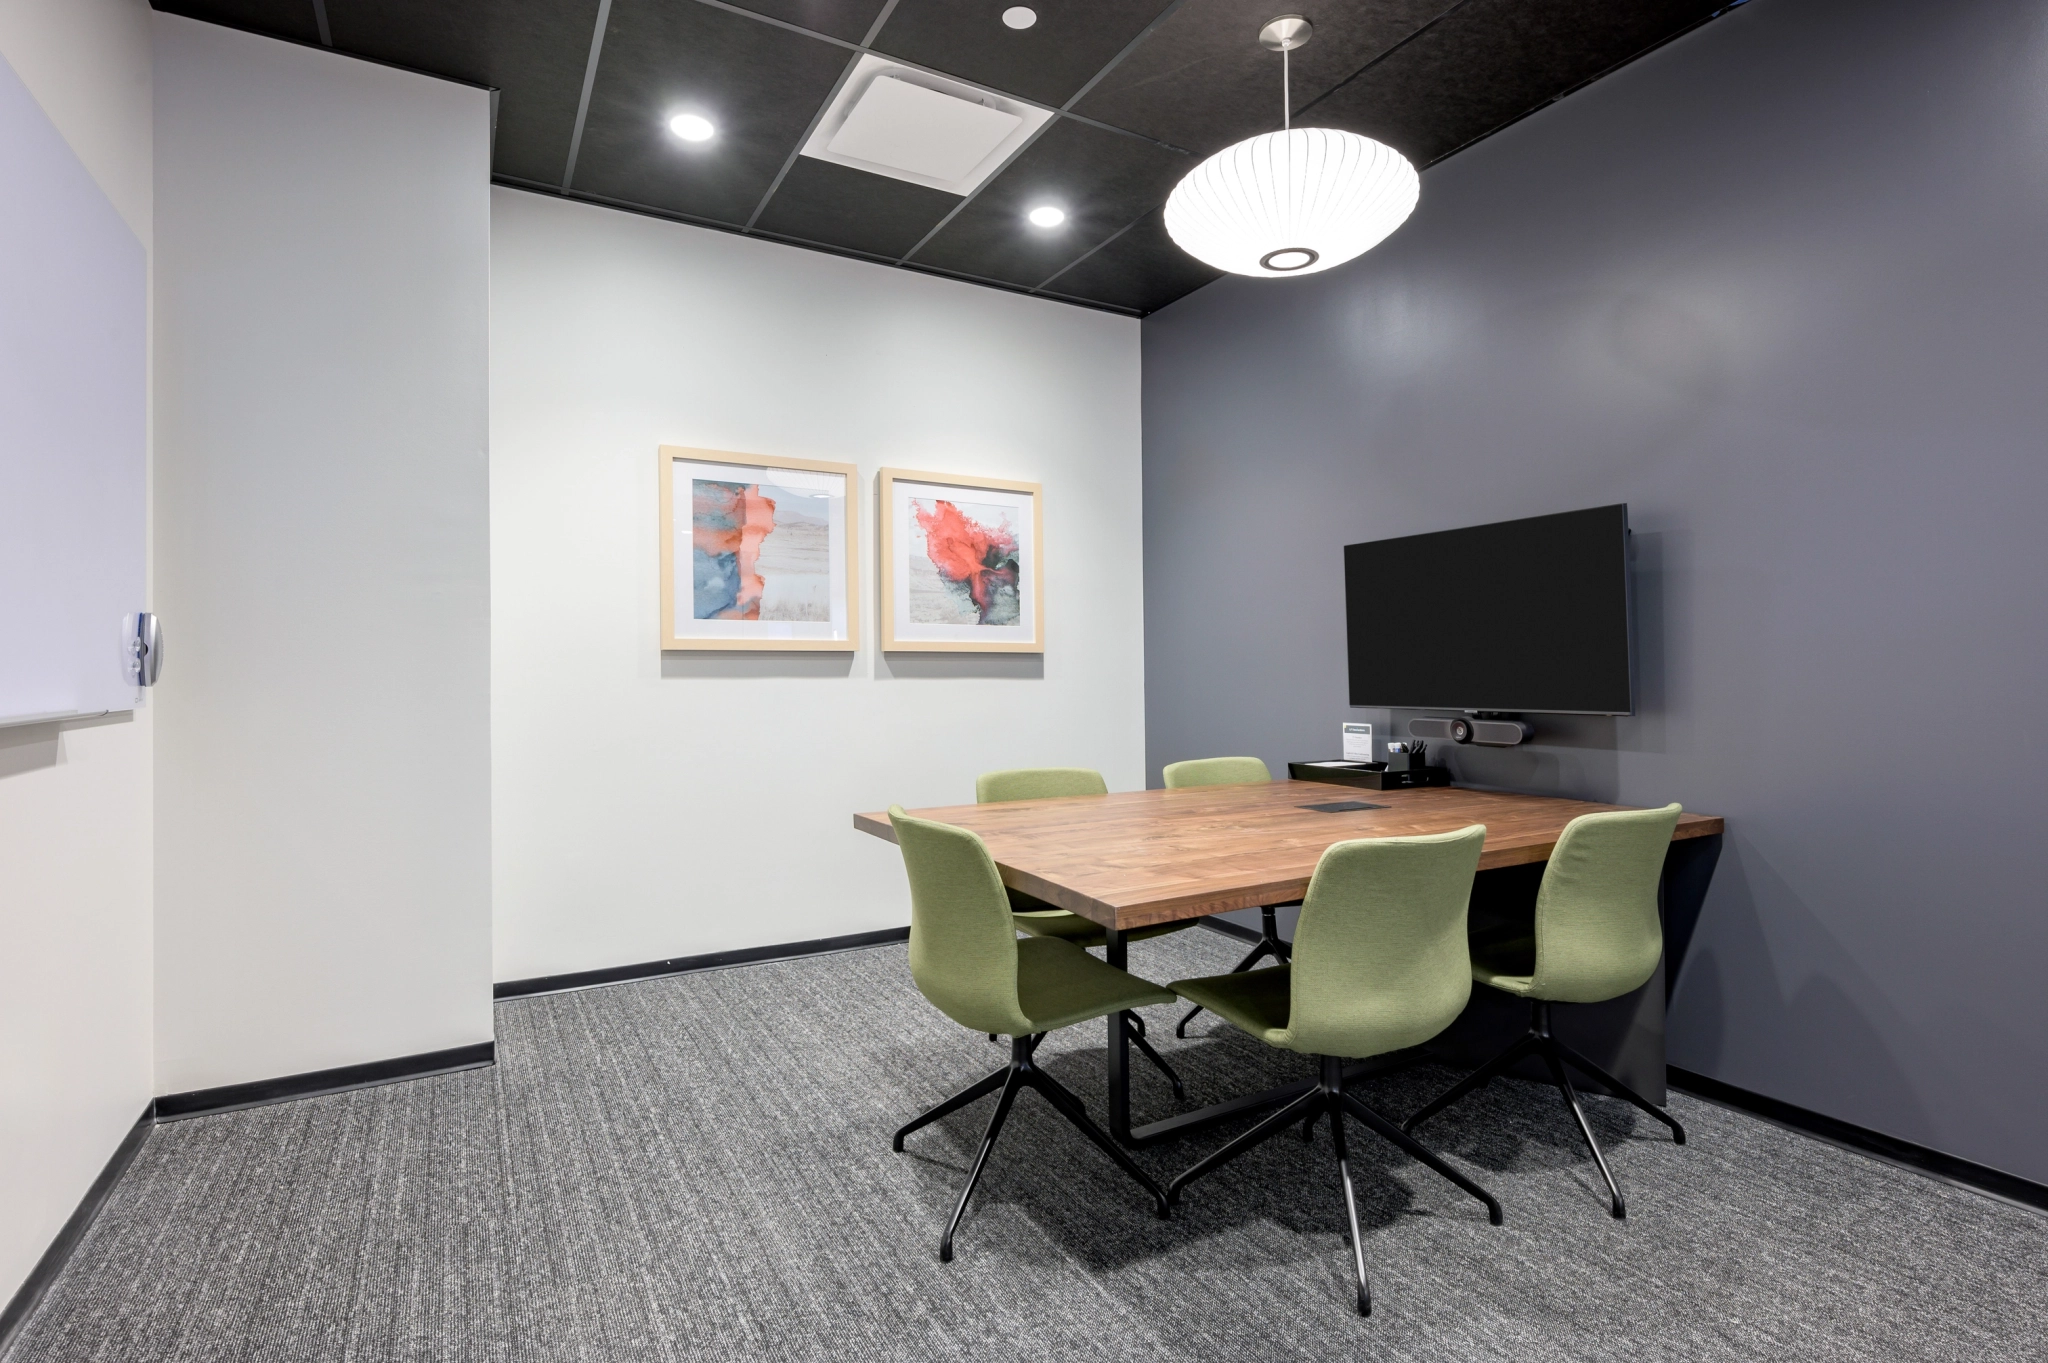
[1473,964,1537,996]
[1012,907,1192,947]
[1010,907,1104,940]
[1471,931,1537,996]
[1167,965,1293,1046]
[1016,936,1175,1033]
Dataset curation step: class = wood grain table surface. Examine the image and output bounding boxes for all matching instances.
[855,781,1723,932]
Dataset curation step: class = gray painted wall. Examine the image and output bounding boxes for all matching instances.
[1141,0,2048,1183]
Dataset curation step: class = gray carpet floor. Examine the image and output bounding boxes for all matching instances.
[12,930,2045,1362]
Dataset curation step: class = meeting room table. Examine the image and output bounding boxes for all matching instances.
[855,780,1723,1149]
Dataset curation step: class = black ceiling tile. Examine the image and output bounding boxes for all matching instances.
[159,0,1740,317]
[870,0,1174,109]
[751,156,957,259]
[570,0,851,226]
[326,0,598,187]
[909,118,1191,287]
[151,0,322,45]
[1043,206,1220,314]
[1071,0,1455,158]
[1303,0,1724,165]
[721,0,889,44]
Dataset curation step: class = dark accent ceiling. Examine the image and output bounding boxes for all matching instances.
[153,0,1743,316]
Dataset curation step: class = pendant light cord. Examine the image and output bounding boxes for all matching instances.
[1282,44,1291,131]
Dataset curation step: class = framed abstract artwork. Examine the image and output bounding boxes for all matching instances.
[877,468,1042,653]
[658,446,858,651]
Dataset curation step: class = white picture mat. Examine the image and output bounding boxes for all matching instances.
[887,477,1037,645]
[669,459,850,641]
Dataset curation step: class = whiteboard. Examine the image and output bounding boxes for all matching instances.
[0,52,146,726]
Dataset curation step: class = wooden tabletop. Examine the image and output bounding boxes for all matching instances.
[855,781,1723,932]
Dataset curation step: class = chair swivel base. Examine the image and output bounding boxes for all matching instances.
[895,1033,1171,1262]
[1403,998,1686,1219]
[1177,903,1294,1038]
[1168,1055,1502,1317]
[988,1010,1185,1100]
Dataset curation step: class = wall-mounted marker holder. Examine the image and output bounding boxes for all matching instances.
[131,612,161,687]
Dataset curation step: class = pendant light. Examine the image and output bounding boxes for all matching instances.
[1164,16,1418,278]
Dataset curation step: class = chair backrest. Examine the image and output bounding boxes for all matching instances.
[888,806,1033,1037]
[1161,756,1271,788]
[1283,825,1487,1059]
[976,767,1108,803]
[1529,804,1683,1003]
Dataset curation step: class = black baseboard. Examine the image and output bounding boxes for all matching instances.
[494,926,913,1000]
[1669,1066,2048,1214]
[0,1104,153,1356]
[155,1042,495,1122]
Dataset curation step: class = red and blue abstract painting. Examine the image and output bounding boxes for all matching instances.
[692,478,831,621]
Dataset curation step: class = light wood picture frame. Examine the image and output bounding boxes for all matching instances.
[877,468,1043,653]
[659,446,859,651]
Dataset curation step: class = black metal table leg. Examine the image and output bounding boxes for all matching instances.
[1105,925,1134,1144]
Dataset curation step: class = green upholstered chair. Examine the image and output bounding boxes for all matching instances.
[1159,756,1295,1038]
[977,767,1192,1095]
[1160,755,1272,788]
[977,767,1195,953]
[887,806,1174,1261]
[1165,825,1501,1316]
[1404,804,1687,1219]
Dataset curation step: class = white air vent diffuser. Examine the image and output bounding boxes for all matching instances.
[828,78,1020,182]
[802,56,1052,195]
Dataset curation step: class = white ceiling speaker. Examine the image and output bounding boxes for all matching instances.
[1165,16,1419,278]
[1002,6,1037,29]
[801,56,1052,194]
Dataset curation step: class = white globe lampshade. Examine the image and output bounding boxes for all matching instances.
[1165,127,1419,278]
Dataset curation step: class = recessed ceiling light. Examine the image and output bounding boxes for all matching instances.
[1027,205,1065,228]
[668,113,715,142]
[1002,7,1037,30]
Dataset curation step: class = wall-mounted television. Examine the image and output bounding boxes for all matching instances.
[1344,504,1633,716]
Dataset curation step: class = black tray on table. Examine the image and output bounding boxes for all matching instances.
[1288,760,1453,790]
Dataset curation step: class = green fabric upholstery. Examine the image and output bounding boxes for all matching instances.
[1015,936,1174,1031]
[890,806,1172,1036]
[1169,825,1487,1060]
[893,806,1034,1037]
[1473,804,1682,1004]
[1009,909,1104,942]
[1011,910,1188,946]
[975,766,1193,948]
[975,767,1108,803]
[1167,962,1292,1042]
[1161,756,1272,788]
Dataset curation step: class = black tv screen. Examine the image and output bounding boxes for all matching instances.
[1345,504,1633,715]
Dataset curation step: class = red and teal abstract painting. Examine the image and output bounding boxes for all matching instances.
[908,497,1021,626]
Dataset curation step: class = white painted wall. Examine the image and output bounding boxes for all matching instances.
[0,0,153,1311]
[152,16,493,1093]
[490,189,1145,982]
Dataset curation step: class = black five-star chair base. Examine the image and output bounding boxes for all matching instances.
[895,1033,1171,1262]
[992,1009,1185,1100]
[1403,998,1686,1219]
[1168,1055,1502,1317]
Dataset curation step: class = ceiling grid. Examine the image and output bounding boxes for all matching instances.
[158,0,1743,315]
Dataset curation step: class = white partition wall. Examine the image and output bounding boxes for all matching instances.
[0,0,154,1312]
[489,189,1146,982]
[152,17,493,1093]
